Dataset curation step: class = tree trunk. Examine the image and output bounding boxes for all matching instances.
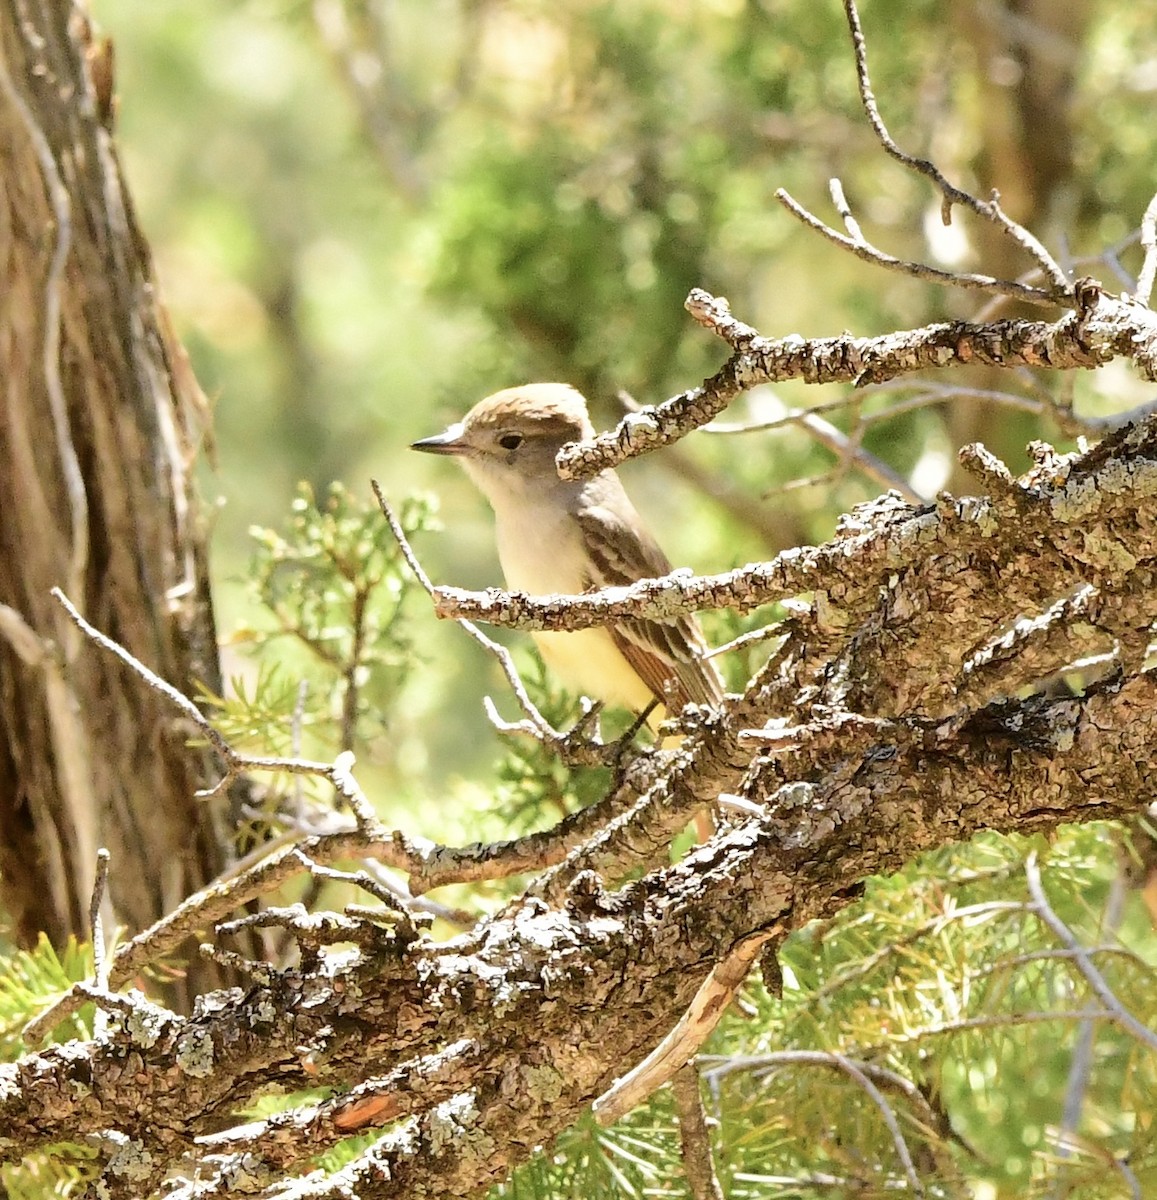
[0,0,234,1003]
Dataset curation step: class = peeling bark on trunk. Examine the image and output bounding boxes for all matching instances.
[0,0,234,1002]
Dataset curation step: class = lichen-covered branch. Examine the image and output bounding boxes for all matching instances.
[555,278,1157,482]
[1,669,1152,1196]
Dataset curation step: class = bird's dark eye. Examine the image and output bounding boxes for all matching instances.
[497,432,524,451]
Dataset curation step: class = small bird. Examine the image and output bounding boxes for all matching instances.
[411,383,724,730]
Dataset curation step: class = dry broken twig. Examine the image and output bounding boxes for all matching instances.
[838,0,1070,293]
[594,929,777,1125]
[671,1065,725,1200]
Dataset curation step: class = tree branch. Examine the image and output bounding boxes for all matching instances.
[554,285,1157,480]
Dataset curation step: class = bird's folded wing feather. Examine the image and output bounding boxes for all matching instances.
[575,502,723,709]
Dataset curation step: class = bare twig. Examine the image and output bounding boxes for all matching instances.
[705,1050,927,1196]
[776,186,1059,307]
[793,406,924,503]
[88,848,112,1034]
[53,588,234,775]
[828,176,865,241]
[615,389,789,549]
[52,587,387,816]
[289,849,419,918]
[372,481,554,743]
[25,981,178,1048]
[1112,1155,1144,1200]
[88,848,111,978]
[44,587,674,962]
[692,358,926,500]
[704,382,1046,438]
[1025,853,1157,1053]
[840,0,1070,294]
[956,441,1019,496]
[862,1009,1117,1055]
[593,929,775,1125]
[554,288,1157,480]
[44,591,508,974]
[684,287,763,349]
[704,620,787,662]
[354,859,475,928]
[1048,858,1131,1198]
[373,480,641,769]
[340,588,367,754]
[671,1065,724,1200]
[1135,190,1157,307]
[957,583,1107,705]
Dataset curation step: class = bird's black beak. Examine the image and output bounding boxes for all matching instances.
[411,422,469,456]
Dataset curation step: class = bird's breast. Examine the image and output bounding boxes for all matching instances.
[491,495,653,711]
[493,496,588,595]
[531,628,654,712]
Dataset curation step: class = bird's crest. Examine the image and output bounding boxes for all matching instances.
[464,383,596,442]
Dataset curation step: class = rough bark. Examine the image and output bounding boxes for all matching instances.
[3,387,1157,1195]
[0,0,234,999]
[0,667,1151,1196]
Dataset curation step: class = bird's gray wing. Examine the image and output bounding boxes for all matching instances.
[574,495,723,710]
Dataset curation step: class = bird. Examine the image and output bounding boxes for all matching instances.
[411,383,724,732]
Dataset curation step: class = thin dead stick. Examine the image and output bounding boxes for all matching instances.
[704,1050,946,1132]
[88,848,112,1035]
[371,480,554,743]
[88,849,111,985]
[353,859,475,927]
[795,408,924,503]
[45,585,665,991]
[704,1050,956,1186]
[373,480,641,768]
[776,186,1058,307]
[841,0,1070,294]
[289,849,418,916]
[705,620,788,662]
[556,285,1156,480]
[1048,860,1131,1199]
[821,1058,924,1196]
[593,929,776,1125]
[24,979,178,1048]
[691,360,924,500]
[1025,853,1157,1054]
[671,1065,724,1200]
[703,383,1045,438]
[829,176,865,241]
[52,587,389,828]
[867,1009,1115,1054]
[1135,190,1157,307]
[810,900,1034,1002]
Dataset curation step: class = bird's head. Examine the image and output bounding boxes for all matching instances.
[411,383,595,508]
